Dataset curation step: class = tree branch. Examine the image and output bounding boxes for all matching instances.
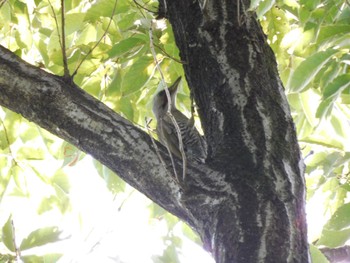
[0,0,311,260]
[320,246,350,263]
[0,45,222,229]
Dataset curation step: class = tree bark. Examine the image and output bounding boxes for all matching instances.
[160,0,310,262]
[0,0,310,262]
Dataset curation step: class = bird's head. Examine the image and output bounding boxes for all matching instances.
[152,77,181,119]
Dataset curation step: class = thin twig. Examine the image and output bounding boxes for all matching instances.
[72,0,119,78]
[145,118,177,182]
[60,0,70,79]
[48,0,64,64]
[0,118,18,166]
[145,118,166,166]
[48,0,70,79]
[149,21,187,182]
[11,220,21,262]
[0,0,6,10]
[132,0,156,14]
[154,43,185,64]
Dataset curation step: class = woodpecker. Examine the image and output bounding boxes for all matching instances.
[152,77,207,163]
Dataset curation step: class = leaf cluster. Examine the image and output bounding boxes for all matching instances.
[1,0,350,262]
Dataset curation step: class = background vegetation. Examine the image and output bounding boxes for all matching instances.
[0,0,349,262]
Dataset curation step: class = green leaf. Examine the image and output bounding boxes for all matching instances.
[108,69,123,96]
[0,1,11,23]
[318,25,350,44]
[288,49,338,92]
[37,195,59,214]
[52,182,71,214]
[2,215,15,252]
[65,13,85,36]
[20,227,61,250]
[309,244,329,263]
[118,96,134,120]
[108,37,146,58]
[323,74,350,99]
[51,169,70,193]
[62,143,82,167]
[249,0,262,10]
[85,0,117,21]
[21,253,62,263]
[300,137,343,150]
[75,24,98,45]
[16,146,46,160]
[316,96,334,119]
[330,115,348,140]
[317,228,350,247]
[326,203,350,230]
[256,0,275,18]
[102,165,125,193]
[122,56,153,95]
[299,90,318,127]
[341,94,350,104]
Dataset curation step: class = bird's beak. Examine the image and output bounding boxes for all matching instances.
[168,76,182,93]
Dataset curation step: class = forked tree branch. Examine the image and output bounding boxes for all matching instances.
[0,45,222,230]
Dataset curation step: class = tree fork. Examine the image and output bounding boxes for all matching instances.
[0,0,310,261]
[161,0,309,262]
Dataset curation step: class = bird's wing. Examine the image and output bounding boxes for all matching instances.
[157,118,182,158]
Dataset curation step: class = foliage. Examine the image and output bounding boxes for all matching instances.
[0,0,349,262]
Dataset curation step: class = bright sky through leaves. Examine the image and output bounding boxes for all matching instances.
[0,0,350,262]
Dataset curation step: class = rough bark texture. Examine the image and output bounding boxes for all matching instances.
[0,0,310,262]
[321,246,350,263]
[160,0,309,262]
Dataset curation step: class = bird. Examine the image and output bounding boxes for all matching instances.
[152,77,207,163]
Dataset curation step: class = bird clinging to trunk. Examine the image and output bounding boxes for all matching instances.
[152,77,207,164]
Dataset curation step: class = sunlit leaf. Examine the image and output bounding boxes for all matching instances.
[105,169,125,193]
[118,96,134,120]
[52,182,71,214]
[309,244,329,263]
[0,160,12,201]
[341,94,350,104]
[52,169,70,193]
[318,228,350,247]
[65,13,86,35]
[85,0,117,21]
[256,0,275,18]
[109,37,146,58]
[249,0,262,10]
[16,146,46,160]
[37,195,60,214]
[1,215,15,252]
[325,203,350,230]
[330,115,348,140]
[288,49,338,92]
[122,56,153,95]
[62,143,82,167]
[117,12,138,31]
[316,96,334,119]
[323,74,350,99]
[21,253,62,263]
[75,24,98,46]
[300,137,343,150]
[20,227,61,250]
[1,0,350,260]
[318,25,350,44]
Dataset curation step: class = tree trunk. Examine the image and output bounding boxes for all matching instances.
[160,0,310,262]
[0,0,310,262]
